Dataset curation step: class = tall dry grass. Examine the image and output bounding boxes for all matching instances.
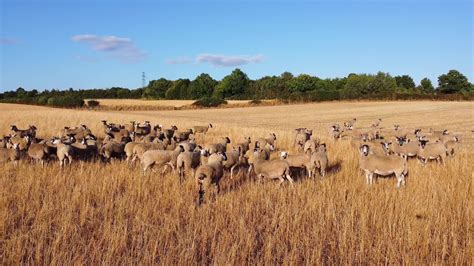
[0,101,472,264]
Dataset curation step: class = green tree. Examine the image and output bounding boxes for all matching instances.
[395,75,415,89]
[288,74,319,93]
[213,68,250,99]
[143,78,172,99]
[420,78,434,92]
[188,73,218,99]
[438,70,470,94]
[165,79,190,99]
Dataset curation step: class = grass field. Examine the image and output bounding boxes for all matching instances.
[1,101,473,264]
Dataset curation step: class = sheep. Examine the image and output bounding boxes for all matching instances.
[255,133,277,149]
[328,125,343,141]
[71,137,98,161]
[0,143,21,165]
[101,120,121,133]
[249,148,294,185]
[134,121,152,136]
[224,147,249,179]
[294,129,312,152]
[358,144,408,188]
[52,136,74,167]
[192,124,213,134]
[444,136,459,156]
[388,137,419,158]
[310,144,328,177]
[131,141,168,163]
[106,128,130,140]
[303,137,320,154]
[439,134,458,145]
[27,141,50,167]
[142,145,185,174]
[173,128,193,142]
[233,137,252,154]
[163,125,178,140]
[99,138,128,162]
[10,125,37,138]
[205,137,231,154]
[365,141,391,156]
[124,141,140,162]
[343,118,357,130]
[63,125,91,139]
[176,148,208,182]
[417,140,448,165]
[371,118,382,128]
[178,139,197,152]
[279,150,313,178]
[8,135,31,152]
[195,152,228,205]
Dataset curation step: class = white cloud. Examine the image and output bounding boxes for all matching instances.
[71,34,146,62]
[196,54,264,67]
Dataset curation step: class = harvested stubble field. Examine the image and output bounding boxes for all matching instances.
[0,101,473,264]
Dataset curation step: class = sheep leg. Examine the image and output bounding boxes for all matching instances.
[286,174,295,186]
[365,171,370,184]
[230,165,238,180]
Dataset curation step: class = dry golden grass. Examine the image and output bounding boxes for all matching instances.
[1,101,473,264]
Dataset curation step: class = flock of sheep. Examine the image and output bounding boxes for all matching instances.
[0,118,460,205]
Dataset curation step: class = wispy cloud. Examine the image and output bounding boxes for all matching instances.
[0,38,21,45]
[166,53,265,67]
[71,34,146,62]
[165,57,194,64]
[196,54,264,67]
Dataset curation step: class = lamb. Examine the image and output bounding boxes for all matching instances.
[255,133,277,149]
[233,137,252,154]
[310,144,328,177]
[224,147,249,179]
[417,140,448,165]
[63,125,91,139]
[195,152,227,205]
[205,137,231,154]
[192,124,213,134]
[0,143,21,165]
[249,148,294,185]
[176,149,208,182]
[280,150,313,178]
[358,144,408,188]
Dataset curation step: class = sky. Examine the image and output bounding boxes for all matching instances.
[0,0,472,91]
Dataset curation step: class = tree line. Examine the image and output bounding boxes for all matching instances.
[1,69,472,107]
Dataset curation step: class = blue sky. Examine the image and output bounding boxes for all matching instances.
[0,0,472,91]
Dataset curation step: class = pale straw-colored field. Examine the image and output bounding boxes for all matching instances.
[0,101,472,264]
